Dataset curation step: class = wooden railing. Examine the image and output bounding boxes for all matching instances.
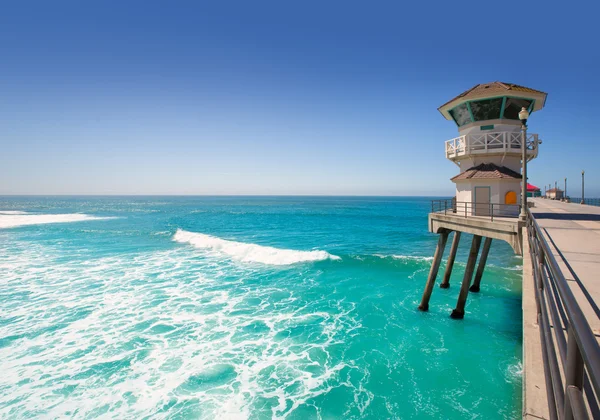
[445,131,539,159]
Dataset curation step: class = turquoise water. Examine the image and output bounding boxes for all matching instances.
[0,196,523,419]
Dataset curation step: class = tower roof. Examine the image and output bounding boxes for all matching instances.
[439,82,548,121]
[451,163,522,181]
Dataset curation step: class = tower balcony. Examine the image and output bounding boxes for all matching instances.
[445,132,539,161]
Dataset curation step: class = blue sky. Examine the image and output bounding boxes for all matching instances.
[1,1,598,196]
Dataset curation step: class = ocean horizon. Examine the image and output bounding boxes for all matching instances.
[0,196,522,419]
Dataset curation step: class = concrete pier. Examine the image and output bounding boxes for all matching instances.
[418,230,449,311]
[450,235,482,319]
[469,237,492,293]
[440,231,461,288]
[529,199,600,336]
[523,198,600,419]
[422,205,523,316]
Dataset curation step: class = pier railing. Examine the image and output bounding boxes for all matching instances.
[445,131,539,160]
[570,198,600,207]
[431,199,520,221]
[527,208,600,419]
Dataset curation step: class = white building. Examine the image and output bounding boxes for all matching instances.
[438,82,547,216]
[546,188,564,200]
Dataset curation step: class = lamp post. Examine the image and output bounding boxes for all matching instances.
[565,177,567,201]
[581,170,585,204]
[519,107,529,220]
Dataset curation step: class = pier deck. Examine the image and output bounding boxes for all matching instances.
[523,198,600,419]
[530,198,600,336]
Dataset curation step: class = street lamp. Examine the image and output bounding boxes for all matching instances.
[581,170,585,204]
[564,177,567,201]
[519,107,529,220]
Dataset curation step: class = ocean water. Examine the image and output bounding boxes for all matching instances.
[0,196,523,419]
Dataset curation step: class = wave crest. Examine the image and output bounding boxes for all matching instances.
[0,212,112,229]
[173,229,340,265]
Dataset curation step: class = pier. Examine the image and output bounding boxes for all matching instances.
[523,198,600,419]
[419,200,523,318]
[418,81,545,317]
[417,81,600,418]
[422,198,600,418]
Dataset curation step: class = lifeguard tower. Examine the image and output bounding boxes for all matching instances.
[419,82,547,318]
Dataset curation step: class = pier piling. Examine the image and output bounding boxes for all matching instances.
[469,237,492,293]
[418,230,450,311]
[440,231,461,289]
[450,234,482,319]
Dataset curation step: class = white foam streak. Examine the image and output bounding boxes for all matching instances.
[0,212,112,229]
[173,229,340,265]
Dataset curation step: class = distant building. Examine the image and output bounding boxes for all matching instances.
[527,183,542,198]
[546,188,564,200]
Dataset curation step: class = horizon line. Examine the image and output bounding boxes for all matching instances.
[0,193,455,198]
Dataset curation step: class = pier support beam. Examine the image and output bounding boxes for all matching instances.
[451,235,482,319]
[469,237,492,293]
[440,231,461,289]
[418,230,450,312]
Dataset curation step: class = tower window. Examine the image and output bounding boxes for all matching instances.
[503,97,533,119]
[469,98,503,121]
[449,103,472,126]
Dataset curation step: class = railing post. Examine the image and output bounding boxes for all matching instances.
[563,328,585,420]
[535,232,544,317]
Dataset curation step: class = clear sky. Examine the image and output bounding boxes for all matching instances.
[1,1,598,196]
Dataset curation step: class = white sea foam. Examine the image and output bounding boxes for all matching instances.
[392,255,434,262]
[173,229,340,265]
[0,212,112,229]
[0,242,360,419]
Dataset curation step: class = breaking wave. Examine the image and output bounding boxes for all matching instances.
[0,212,113,229]
[173,229,340,265]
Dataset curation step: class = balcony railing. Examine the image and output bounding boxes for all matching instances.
[445,131,539,160]
[431,199,520,221]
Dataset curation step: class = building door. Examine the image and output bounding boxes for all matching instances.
[505,191,517,204]
[474,186,491,216]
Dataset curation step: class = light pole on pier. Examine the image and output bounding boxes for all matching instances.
[519,107,529,220]
[565,177,567,200]
[581,170,585,204]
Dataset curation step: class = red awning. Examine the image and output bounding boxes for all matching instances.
[527,183,540,192]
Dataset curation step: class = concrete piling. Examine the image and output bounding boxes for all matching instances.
[469,237,492,293]
[450,235,482,319]
[418,230,450,312]
[440,231,461,289]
